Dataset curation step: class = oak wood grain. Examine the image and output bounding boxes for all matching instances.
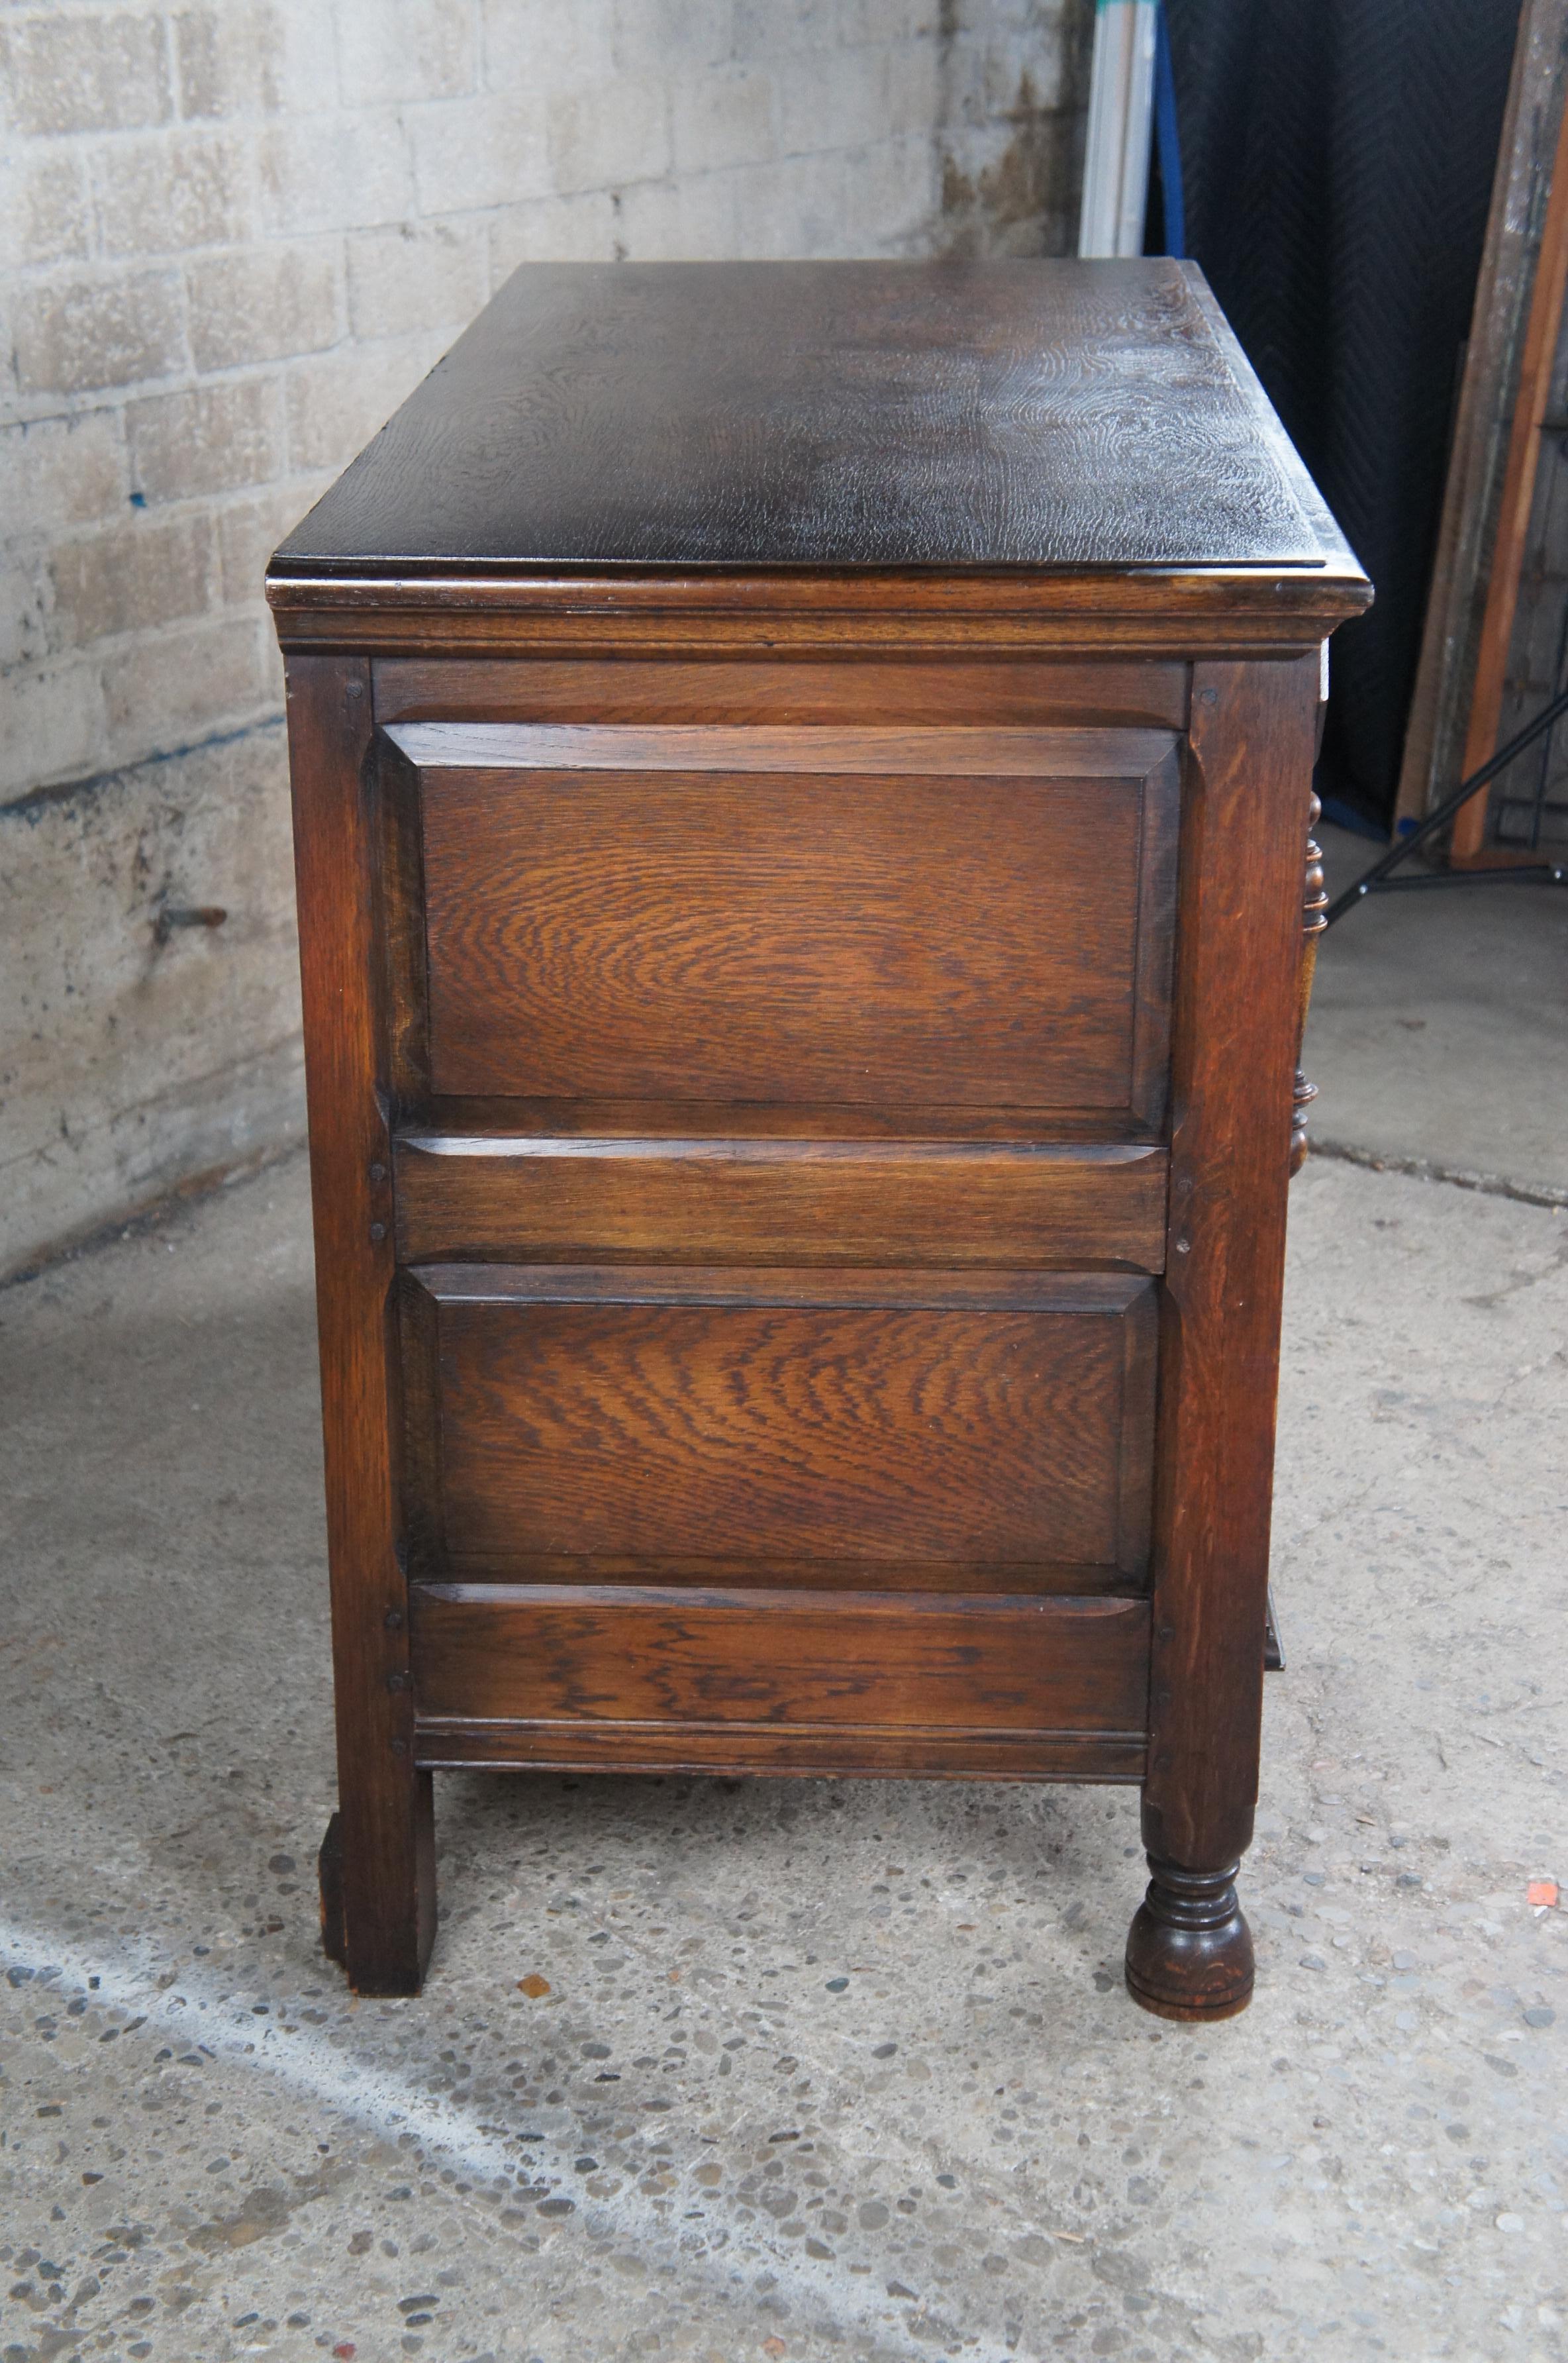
[1142,656,1321,1874]
[270,563,1369,665]
[416,1094,1159,1144]
[411,1719,1147,1782]
[405,1265,1157,1579]
[395,1552,1140,1597]
[371,656,1193,731]
[273,257,1369,2006]
[402,726,1178,1119]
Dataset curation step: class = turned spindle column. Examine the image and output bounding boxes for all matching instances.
[1291,797,1328,1172]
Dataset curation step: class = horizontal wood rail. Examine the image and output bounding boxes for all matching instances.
[394,1134,1169,1270]
[369,656,1195,732]
[410,1582,1152,1781]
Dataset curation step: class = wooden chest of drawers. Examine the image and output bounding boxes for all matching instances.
[268,260,1369,2015]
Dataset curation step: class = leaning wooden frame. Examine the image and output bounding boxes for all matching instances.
[1396,0,1568,856]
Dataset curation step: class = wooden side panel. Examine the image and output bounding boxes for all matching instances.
[371,655,1191,730]
[409,1266,1157,1580]
[407,728,1179,1117]
[411,1583,1152,1776]
[1142,656,1321,1871]
[393,1135,1170,1270]
[285,654,434,1995]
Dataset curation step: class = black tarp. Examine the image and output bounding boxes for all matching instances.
[1161,0,1521,832]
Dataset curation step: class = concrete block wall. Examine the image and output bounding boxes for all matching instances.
[0,0,1091,1281]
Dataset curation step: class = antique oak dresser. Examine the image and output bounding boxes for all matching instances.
[268,260,1369,2015]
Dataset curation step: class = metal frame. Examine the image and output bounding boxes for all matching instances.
[1326,686,1568,926]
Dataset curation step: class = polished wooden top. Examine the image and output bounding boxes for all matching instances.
[270,260,1365,583]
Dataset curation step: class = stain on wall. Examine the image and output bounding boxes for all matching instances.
[936,0,1094,258]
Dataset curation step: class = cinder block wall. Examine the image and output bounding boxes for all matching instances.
[0,0,1091,1282]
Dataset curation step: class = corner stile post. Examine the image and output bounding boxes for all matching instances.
[284,652,436,1996]
[1126,652,1321,2019]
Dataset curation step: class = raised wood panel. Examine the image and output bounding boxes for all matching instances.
[371,656,1192,730]
[389,723,1179,1121]
[393,1134,1169,1270]
[410,1584,1152,1763]
[404,1265,1157,1580]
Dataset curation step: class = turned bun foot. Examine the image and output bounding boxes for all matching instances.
[1125,1856,1255,2021]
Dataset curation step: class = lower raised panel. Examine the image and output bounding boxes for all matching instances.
[411,1582,1151,1780]
[401,1265,1157,1582]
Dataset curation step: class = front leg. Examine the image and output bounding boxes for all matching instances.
[1126,659,1322,2023]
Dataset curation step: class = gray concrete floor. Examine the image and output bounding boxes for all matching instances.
[1306,825,1568,1203]
[3,880,1567,2363]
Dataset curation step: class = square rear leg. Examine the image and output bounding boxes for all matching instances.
[317,1772,436,1996]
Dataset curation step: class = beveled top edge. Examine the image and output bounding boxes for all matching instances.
[264,566,1371,664]
[265,559,1373,616]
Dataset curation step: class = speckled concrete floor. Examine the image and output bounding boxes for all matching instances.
[2,1144,1565,2363]
[1305,827,1568,1203]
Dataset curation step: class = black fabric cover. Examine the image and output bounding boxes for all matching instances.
[1164,0,1520,830]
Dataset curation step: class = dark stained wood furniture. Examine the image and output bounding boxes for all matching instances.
[268,260,1370,2017]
